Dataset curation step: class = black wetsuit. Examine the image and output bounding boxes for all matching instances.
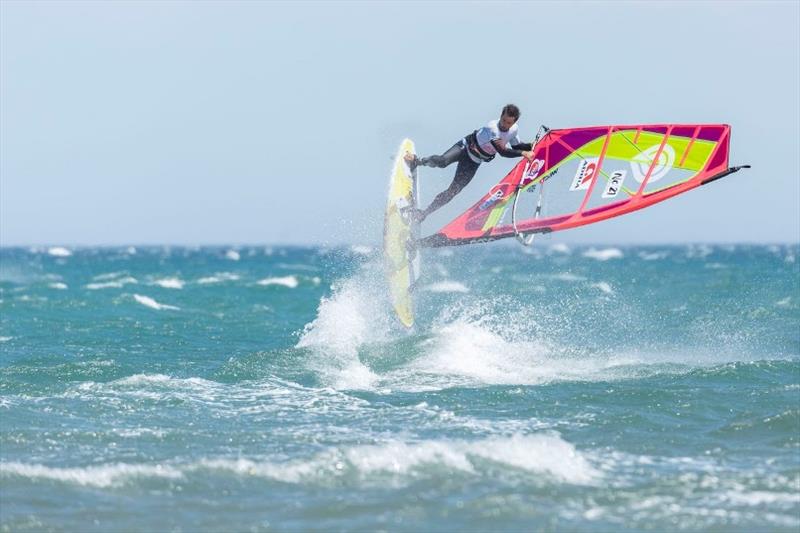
[417,132,532,219]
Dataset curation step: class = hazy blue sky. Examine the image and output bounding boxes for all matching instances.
[2,0,798,246]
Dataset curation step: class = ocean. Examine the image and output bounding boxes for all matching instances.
[1,243,798,531]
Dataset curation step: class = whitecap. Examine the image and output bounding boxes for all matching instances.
[720,489,800,507]
[48,282,68,290]
[0,336,12,342]
[196,433,599,486]
[133,294,179,311]
[92,271,127,281]
[225,250,241,261]
[639,251,669,261]
[86,277,138,290]
[583,247,623,261]
[549,243,571,254]
[0,461,182,488]
[686,244,713,259]
[196,273,240,284]
[257,276,299,288]
[152,277,185,289]
[47,247,72,257]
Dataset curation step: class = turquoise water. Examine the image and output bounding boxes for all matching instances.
[1,244,798,531]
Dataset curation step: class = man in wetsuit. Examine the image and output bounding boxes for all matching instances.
[404,104,534,223]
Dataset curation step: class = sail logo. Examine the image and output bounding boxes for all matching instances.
[479,187,505,211]
[520,159,545,187]
[570,158,598,191]
[602,170,626,198]
[631,144,675,184]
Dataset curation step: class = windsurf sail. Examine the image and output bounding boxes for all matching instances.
[419,124,749,247]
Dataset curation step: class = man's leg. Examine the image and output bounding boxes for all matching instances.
[415,143,463,168]
[418,154,481,220]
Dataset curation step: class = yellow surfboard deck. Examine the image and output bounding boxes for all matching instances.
[384,139,420,328]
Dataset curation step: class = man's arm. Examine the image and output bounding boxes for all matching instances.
[511,142,533,151]
[491,139,533,159]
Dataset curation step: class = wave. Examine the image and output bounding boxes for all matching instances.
[132,294,179,311]
[257,276,298,288]
[549,243,571,254]
[0,433,598,488]
[92,271,127,281]
[196,272,240,284]
[0,461,183,488]
[152,277,185,289]
[583,247,624,261]
[638,251,670,261]
[296,261,393,389]
[86,276,138,290]
[47,247,72,257]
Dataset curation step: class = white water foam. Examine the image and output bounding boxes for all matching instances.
[0,461,183,488]
[686,244,713,259]
[197,433,599,486]
[404,320,556,387]
[225,250,241,261]
[48,282,68,290]
[197,272,240,284]
[257,276,299,288]
[133,294,180,311]
[297,262,393,389]
[639,251,670,261]
[152,277,185,289]
[47,247,72,257]
[92,271,127,281]
[549,243,571,254]
[86,276,138,290]
[1,432,597,489]
[583,247,624,261]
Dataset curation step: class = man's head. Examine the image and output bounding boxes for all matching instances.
[499,104,521,132]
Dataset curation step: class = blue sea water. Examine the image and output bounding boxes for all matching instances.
[0,243,798,531]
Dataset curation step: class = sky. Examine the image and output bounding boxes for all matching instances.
[1,0,798,246]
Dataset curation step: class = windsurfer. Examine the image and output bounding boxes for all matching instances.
[404,104,535,223]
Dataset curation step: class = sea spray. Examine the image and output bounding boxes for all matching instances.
[296,258,396,389]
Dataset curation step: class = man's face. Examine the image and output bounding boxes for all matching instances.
[499,113,518,132]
